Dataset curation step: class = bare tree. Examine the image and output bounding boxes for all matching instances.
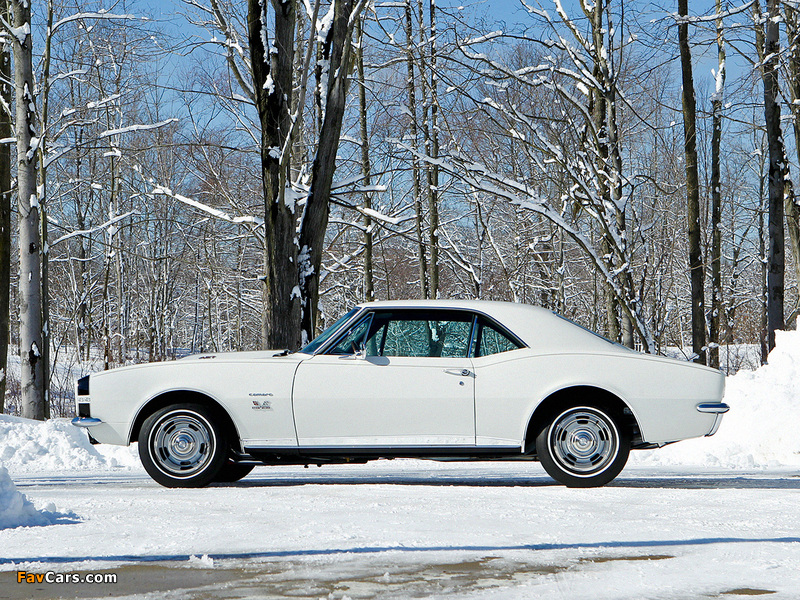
[8,0,44,419]
[424,0,440,298]
[782,2,800,323]
[709,0,727,369]
[403,0,429,299]
[755,0,787,352]
[247,0,302,349]
[355,14,374,302]
[678,0,706,365]
[441,4,657,350]
[297,0,365,344]
[0,0,10,412]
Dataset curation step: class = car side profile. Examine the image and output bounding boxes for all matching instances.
[72,300,728,488]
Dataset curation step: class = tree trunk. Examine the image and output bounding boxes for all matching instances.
[355,16,374,302]
[759,168,768,364]
[783,5,800,325]
[0,0,11,413]
[589,1,619,342]
[678,0,706,364]
[709,0,726,369]
[404,0,429,299]
[248,0,301,350]
[37,0,54,416]
[298,0,362,343]
[425,0,440,298]
[12,0,45,419]
[756,0,786,352]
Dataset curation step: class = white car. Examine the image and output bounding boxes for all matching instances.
[73,300,728,488]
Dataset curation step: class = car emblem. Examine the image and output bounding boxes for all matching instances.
[251,399,272,411]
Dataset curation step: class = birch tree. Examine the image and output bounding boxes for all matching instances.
[8,0,44,419]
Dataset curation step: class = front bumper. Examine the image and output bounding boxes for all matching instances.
[696,402,730,437]
[71,417,103,427]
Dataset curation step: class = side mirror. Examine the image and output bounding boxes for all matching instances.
[351,341,367,360]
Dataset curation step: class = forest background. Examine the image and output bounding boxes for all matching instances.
[0,0,795,418]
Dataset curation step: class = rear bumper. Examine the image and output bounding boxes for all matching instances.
[696,402,730,414]
[696,402,730,437]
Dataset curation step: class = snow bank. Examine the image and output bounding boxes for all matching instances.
[632,329,800,469]
[0,414,138,472]
[0,466,58,529]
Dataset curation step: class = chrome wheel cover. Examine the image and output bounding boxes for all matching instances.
[548,407,619,477]
[150,411,215,478]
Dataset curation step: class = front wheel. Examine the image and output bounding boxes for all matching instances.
[535,405,630,488]
[139,403,227,488]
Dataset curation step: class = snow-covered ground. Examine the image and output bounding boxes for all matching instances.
[1,464,799,599]
[1,332,799,598]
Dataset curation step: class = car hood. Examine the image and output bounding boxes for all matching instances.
[88,351,306,381]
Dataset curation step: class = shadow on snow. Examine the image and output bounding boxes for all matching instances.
[3,536,800,567]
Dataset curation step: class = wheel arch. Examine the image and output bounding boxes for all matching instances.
[129,390,241,449]
[522,385,641,454]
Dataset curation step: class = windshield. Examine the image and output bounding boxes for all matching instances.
[299,308,361,354]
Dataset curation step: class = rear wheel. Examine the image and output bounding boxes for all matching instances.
[139,403,227,488]
[535,405,630,488]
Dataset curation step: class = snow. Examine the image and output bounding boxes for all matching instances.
[0,465,78,530]
[263,72,275,95]
[152,185,264,228]
[316,2,335,42]
[51,11,138,35]
[358,206,402,225]
[632,329,800,469]
[98,118,178,139]
[0,466,54,529]
[51,211,136,247]
[2,333,800,594]
[6,21,30,46]
[0,414,139,472]
[2,464,800,598]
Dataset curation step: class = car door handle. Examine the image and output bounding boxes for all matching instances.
[443,368,473,377]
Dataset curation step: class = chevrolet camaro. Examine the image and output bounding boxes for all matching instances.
[72,300,728,488]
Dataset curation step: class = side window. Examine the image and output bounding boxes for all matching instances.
[382,319,472,358]
[476,321,523,357]
[324,310,477,358]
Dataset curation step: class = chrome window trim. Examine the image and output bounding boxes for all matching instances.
[312,305,528,358]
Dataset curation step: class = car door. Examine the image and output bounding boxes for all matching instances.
[292,309,476,447]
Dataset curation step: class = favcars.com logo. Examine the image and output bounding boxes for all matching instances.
[16,571,118,584]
